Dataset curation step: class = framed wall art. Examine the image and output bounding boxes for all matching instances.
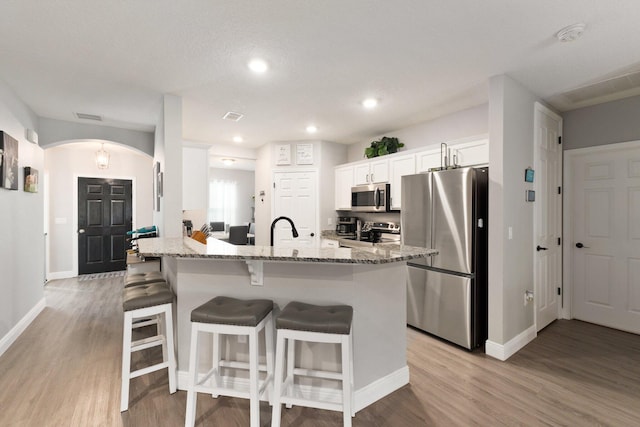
[24,167,38,193]
[0,131,19,190]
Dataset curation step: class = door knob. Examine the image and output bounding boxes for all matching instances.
[78,229,86,234]
[575,242,589,248]
[536,245,548,251]
[310,233,315,237]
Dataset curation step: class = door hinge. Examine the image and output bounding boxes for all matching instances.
[273,182,276,189]
[558,136,562,145]
[558,186,562,195]
[557,287,562,295]
[557,237,561,245]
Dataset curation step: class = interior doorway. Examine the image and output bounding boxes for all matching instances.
[272,171,317,247]
[564,141,640,334]
[533,103,563,332]
[77,177,132,274]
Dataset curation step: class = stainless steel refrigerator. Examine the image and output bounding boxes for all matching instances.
[401,167,488,349]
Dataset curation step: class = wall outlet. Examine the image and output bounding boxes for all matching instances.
[328,217,333,225]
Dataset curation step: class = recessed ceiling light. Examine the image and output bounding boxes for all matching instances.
[233,136,243,143]
[248,58,268,73]
[306,125,318,134]
[221,158,235,166]
[556,23,586,42]
[362,98,378,109]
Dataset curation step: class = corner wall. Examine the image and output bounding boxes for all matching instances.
[0,80,45,354]
[487,74,539,357]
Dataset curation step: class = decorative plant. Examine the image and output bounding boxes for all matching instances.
[364,136,404,158]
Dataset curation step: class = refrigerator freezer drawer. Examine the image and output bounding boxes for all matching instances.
[407,266,472,349]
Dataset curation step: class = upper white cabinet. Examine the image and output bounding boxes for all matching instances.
[335,165,354,210]
[450,139,489,167]
[416,138,489,172]
[416,148,442,173]
[335,137,488,211]
[354,159,389,185]
[389,154,416,210]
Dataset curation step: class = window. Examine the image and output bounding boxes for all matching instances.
[208,179,239,227]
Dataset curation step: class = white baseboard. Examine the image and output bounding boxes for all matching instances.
[355,366,409,411]
[47,271,75,281]
[0,298,46,357]
[177,365,409,413]
[485,324,537,361]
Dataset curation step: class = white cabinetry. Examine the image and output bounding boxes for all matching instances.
[450,139,489,166]
[334,165,354,210]
[354,159,389,185]
[416,148,442,173]
[389,154,416,210]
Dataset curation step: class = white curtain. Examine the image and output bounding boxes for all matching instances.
[209,179,238,227]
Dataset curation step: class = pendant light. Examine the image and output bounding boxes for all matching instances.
[96,143,110,169]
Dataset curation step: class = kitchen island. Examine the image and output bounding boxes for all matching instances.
[137,237,434,413]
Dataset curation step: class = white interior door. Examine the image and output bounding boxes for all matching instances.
[570,142,640,334]
[534,103,563,332]
[273,171,317,247]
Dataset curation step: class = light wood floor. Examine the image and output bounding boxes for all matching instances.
[1,277,639,426]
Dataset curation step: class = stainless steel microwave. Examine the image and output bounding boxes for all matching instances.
[351,183,391,212]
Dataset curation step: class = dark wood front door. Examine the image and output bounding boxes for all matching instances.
[78,177,132,274]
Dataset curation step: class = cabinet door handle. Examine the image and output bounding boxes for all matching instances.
[371,173,374,182]
[366,173,369,183]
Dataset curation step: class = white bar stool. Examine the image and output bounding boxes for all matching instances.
[271,301,354,427]
[120,282,177,412]
[184,296,275,427]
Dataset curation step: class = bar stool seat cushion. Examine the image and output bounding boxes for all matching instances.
[122,282,173,311]
[276,301,353,335]
[191,296,273,327]
[124,271,165,287]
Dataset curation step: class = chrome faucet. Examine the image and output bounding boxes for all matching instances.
[270,216,299,246]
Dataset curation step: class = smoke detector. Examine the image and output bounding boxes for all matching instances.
[556,23,586,42]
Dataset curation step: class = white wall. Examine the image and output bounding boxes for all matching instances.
[347,103,488,162]
[44,143,153,277]
[487,74,540,348]
[318,141,348,230]
[0,80,45,350]
[182,146,209,211]
[153,95,183,238]
[254,144,273,246]
[563,95,640,150]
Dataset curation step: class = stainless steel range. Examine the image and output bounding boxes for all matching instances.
[341,221,400,245]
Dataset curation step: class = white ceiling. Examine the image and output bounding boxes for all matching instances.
[2,1,640,149]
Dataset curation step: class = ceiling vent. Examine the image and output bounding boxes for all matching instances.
[222,111,244,122]
[75,112,103,121]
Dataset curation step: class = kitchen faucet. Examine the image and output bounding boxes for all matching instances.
[270,216,299,246]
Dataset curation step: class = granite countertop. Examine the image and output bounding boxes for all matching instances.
[137,237,435,264]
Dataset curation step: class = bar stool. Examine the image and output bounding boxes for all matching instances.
[124,271,165,288]
[271,301,354,427]
[185,296,275,427]
[121,281,177,412]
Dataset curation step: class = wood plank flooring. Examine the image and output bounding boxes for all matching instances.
[0,277,639,426]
